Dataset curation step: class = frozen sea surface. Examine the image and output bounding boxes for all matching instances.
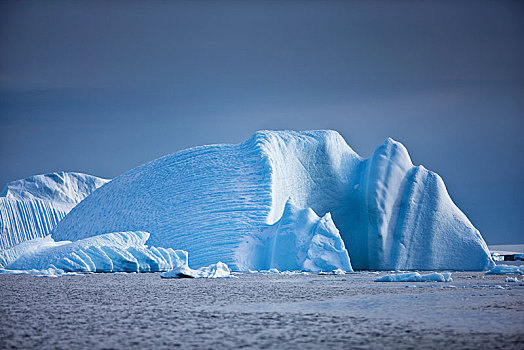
[0,271,523,349]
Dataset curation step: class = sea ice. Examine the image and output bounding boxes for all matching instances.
[0,172,109,249]
[374,272,453,282]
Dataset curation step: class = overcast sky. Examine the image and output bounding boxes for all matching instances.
[1,0,523,244]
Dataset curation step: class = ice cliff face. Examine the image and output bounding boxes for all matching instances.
[52,130,494,271]
[0,172,109,249]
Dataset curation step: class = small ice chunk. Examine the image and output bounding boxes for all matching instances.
[160,261,231,279]
[375,272,452,282]
[319,268,346,275]
[486,265,524,275]
[505,277,518,283]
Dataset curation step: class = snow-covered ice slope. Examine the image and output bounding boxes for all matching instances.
[53,130,494,271]
[236,199,352,272]
[0,172,109,249]
[1,231,188,273]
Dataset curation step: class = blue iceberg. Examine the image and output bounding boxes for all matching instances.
[48,130,493,271]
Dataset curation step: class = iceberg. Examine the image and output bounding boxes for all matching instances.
[0,172,109,249]
[1,231,188,273]
[50,130,493,271]
[235,199,352,272]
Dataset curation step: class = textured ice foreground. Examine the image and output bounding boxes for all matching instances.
[52,130,494,271]
[0,172,108,249]
[1,272,523,349]
[236,199,352,272]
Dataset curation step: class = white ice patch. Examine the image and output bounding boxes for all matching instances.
[247,269,310,276]
[0,235,70,267]
[374,272,453,282]
[160,261,231,279]
[486,265,524,275]
[319,268,346,275]
[235,199,352,273]
[0,231,188,273]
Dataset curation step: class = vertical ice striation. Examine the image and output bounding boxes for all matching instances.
[342,138,493,270]
[52,130,494,271]
[54,136,275,268]
[0,172,109,249]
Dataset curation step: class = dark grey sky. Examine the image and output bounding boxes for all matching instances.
[1,0,523,244]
